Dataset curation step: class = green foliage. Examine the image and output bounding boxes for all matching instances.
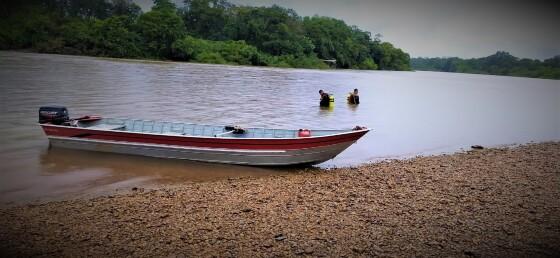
[1,0,412,71]
[35,18,94,55]
[224,5,314,57]
[544,56,560,68]
[137,7,185,58]
[358,58,378,70]
[152,0,177,12]
[196,52,226,64]
[171,36,328,69]
[172,36,262,65]
[40,0,141,19]
[369,41,410,70]
[303,16,365,68]
[0,0,141,51]
[92,16,142,57]
[301,16,409,70]
[0,4,61,50]
[181,0,231,40]
[411,52,560,80]
[55,0,113,19]
[111,0,142,17]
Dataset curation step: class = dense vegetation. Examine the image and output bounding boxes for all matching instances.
[0,0,411,70]
[411,52,560,79]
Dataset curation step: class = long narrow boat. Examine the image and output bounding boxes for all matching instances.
[39,106,370,166]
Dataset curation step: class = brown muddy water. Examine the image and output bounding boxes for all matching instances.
[0,51,559,205]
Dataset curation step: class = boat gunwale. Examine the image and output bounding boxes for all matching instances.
[79,116,350,131]
[39,122,371,141]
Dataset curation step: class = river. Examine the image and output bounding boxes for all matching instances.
[0,51,558,204]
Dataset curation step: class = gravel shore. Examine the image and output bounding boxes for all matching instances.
[1,142,559,257]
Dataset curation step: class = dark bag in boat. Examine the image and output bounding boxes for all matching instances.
[39,106,69,125]
[225,125,246,134]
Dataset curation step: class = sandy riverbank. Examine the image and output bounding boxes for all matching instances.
[1,142,559,257]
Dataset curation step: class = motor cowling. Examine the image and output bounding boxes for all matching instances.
[39,106,69,125]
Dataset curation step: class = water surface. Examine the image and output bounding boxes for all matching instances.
[0,51,558,204]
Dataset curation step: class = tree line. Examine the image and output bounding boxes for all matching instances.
[411,51,560,80]
[0,0,411,70]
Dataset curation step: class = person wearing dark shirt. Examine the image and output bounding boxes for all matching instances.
[319,90,330,107]
[347,88,360,104]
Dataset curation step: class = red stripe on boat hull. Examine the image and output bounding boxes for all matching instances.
[41,125,369,150]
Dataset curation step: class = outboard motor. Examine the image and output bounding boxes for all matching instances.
[39,106,69,125]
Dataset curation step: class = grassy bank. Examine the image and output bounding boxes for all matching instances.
[0,142,559,257]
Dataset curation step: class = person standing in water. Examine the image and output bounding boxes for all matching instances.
[347,88,360,104]
[319,90,331,107]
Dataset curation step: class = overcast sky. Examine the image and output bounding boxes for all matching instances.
[134,0,560,60]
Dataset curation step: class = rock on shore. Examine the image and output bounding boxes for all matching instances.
[1,142,559,257]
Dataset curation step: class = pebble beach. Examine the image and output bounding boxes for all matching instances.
[0,142,559,257]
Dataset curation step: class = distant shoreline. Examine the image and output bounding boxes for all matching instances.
[411,52,560,80]
[7,50,558,80]
[3,50,401,72]
[4,49,330,70]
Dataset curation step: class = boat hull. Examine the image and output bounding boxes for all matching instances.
[47,136,357,166]
[41,123,369,166]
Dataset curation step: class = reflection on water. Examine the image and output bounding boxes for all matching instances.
[0,51,559,204]
[41,148,281,180]
[318,105,335,116]
[40,148,285,181]
[347,103,359,112]
[0,147,289,205]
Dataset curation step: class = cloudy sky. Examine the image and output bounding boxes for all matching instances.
[134,0,560,60]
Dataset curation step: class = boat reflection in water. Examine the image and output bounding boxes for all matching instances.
[40,147,291,185]
[0,147,292,205]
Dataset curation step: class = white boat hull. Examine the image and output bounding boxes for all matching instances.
[48,136,357,166]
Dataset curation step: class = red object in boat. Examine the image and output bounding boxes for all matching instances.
[298,129,311,137]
